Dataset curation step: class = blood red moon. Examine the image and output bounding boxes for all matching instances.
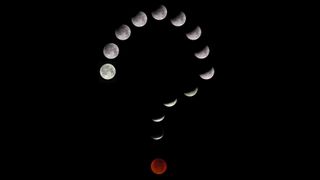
[151,158,167,175]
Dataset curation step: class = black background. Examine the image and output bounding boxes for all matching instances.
[2,0,286,178]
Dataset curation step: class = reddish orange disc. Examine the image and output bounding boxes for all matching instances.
[151,158,167,175]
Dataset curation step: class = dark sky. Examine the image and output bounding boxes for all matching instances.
[3,0,283,179]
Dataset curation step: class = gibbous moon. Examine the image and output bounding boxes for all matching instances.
[131,11,148,27]
[171,11,186,27]
[164,99,177,107]
[200,67,215,80]
[103,43,119,59]
[100,63,116,80]
[186,26,202,40]
[151,158,167,175]
[152,5,167,20]
[184,87,198,97]
[195,45,210,59]
[152,115,165,122]
[115,24,131,40]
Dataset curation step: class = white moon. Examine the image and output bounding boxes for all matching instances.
[152,5,167,20]
[184,87,198,97]
[195,46,210,59]
[103,43,119,59]
[115,24,131,40]
[151,133,164,141]
[131,11,148,27]
[152,115,165,122]
[200,67,215,80]
[186,26,202,40]
[100,63,116,80]
[164,99,177,107]
[171,11,186,27]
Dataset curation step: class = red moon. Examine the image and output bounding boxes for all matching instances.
[151,158,167,175]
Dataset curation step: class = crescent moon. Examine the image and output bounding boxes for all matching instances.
[151,133,164,141]
[200,67,215,80]
[164,99,177,107]
[186,26,202,40]
[195,46,210,59]
[184,87,198,97]
[152,115,165,122]
[131,11,148,27]
[115,24,131,40]
[170,11,186,27]
[152,5,167,20]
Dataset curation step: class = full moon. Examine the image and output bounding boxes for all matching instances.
[171,11,186,27]
[103,43,119,59]
[151,158,167,175]
[152,5,167,20]
[100,63,116,80]
[131,11,148,27]
[115,24,131,40]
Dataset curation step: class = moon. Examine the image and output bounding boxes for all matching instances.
[151,131,164,141]
[200,67,215,80]
[152,5,167,20]
[152,115,165,122]
[186,26,202,40]
[171,11,186,27]
[115,24,131,40]
[151,158,167,175]
[164,99,177,107]
[100,63,116,80]
[131,11,148,27]
[184,87,198,97]
[103,43,119,59]
[195,45,210,59]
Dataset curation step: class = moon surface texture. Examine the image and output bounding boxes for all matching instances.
[164,99,177,107]
[131,11,148,27]
[151,158,167,175]
[100,63,116,80]
[152,115,165,122]
[200,67,215,80]
[184,87,198,97]
[171,11,186,27]
[152,5,167,20]
[186,26,202,40]
[103,43,119,59]
[195,45,210,59]
[115,24,131,40]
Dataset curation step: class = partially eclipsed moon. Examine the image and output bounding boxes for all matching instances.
[131,11,148,27]
[103,43,119,59]
[115,24,131,40]
[152,5,167,20]
[151,158,167,175]
[171,11,186,27]
[164,99,177,107]
[151,132,164,141]
[152,115,165,122]
[186,26,202,40]
[200,67,215,80]
[195,45,210,59]
[184,87,198,97]
[100,63,116,80]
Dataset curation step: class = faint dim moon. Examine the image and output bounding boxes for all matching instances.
[103,43,119,59]
[195,46,210,59]
[152,5,167,20]
[164,98,177,107]
[184,87,198,97]
[131,11,148,27]
[115,24,131,40]
[186,26,202,40]
[151,130,164,140]
[152,115,165,122]
[151,158,167,175]
[100,63,116,80]
[171,11,186,27]
[200,67,215,80]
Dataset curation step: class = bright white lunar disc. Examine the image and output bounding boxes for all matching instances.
[103,43,119,59]
[100,63,116,80]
